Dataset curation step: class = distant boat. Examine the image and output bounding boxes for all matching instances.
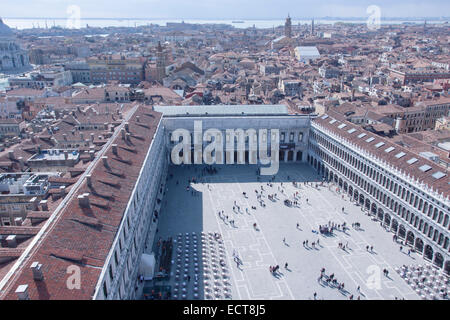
[232,21,245,23]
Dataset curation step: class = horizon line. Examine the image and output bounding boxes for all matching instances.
[3,16,449,20]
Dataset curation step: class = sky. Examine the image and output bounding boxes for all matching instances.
[1,0,449,19]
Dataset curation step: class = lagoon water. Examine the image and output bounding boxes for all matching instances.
[3,18,448,30]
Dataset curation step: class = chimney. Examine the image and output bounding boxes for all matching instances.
[6,235,17,248]
[14,217,23,226]
[63,133,67,141]
[126,133,131,142]
[18,157,24,171]
[80,132,84,141]
[31,134,36,143]
[30,262,44,281]
[102,156,109,168]
[104,122,109,130]
[64,150,69,160]
[125,122,130,132]
[78,193,90,208]
[90,133,95,142]
[29,197,38,211]
[15,285,29,300]
[89,150,95,160]
[121,128,126,140]
[59,186,66,197]
[8,150,15,160]
[86,174,92,187]
[40,200,48,211]
[136,116,140,122]
[112,144,118,155]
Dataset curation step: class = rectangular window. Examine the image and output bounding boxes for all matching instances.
[103,282,108,298]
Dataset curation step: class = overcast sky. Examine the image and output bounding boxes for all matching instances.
[1,0,449,19]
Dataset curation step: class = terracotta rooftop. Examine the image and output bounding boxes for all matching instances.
[0,105,162,300]
[314,110,450,199]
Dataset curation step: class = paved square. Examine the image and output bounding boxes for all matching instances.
[149,163,428,300]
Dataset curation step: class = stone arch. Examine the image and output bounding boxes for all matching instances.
[434,252,444,269]
[391,219,399,233]
[406,231,415,246]
[376,207,383,220]
[384,213,391,226]
[444,261,450,275]
[424,244,433,261]
[398,225,406,239]
[371,203,377,216]
[365,198,370,210]
[415,238,424,253]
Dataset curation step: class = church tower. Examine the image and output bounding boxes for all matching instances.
[155,41,166,83]
[284,14,292,38]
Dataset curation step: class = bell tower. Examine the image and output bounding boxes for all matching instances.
[284,14,292,38]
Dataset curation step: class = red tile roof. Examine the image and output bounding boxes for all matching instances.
[0,105,161,300]
[313,110,450,199]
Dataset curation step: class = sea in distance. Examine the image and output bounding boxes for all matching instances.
[3,17,449,30]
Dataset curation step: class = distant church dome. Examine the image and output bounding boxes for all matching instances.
[0,18,31,72]
[0,18,14,38]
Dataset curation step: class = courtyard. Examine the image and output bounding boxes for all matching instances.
[145,163,441,300]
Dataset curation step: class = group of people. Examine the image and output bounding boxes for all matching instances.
[302,238,320,249]
[317,268,362,299]
[233,250,243,268]
[338,242,349,250]
[218,210,237,228]
[352,222,361,229]
[269,265,281,275]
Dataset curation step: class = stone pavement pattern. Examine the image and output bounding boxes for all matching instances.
[151,163,427,300]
